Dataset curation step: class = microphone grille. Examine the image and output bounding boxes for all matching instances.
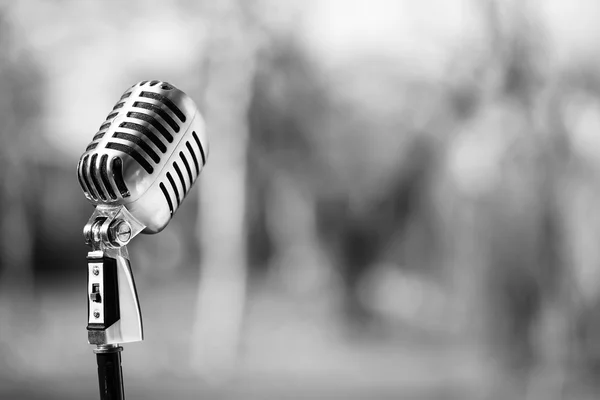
[78,80,207,210]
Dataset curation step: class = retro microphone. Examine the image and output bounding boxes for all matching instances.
[76,80,208,400]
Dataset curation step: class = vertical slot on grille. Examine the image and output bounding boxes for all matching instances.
[179,151,193,184]
[111,157,130,198]
[89,154,107,201]
[192,131,206,165]
[186,142,200,175]
[159,182,174,215]
[77,159,89,194]
[81,155,95,200]
[166,172,180,207]
[173,161,187,194]
[99,154,117,200]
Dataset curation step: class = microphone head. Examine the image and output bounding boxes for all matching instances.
[77,80,209,234]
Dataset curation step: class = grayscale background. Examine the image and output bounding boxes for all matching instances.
[0,0,599,399]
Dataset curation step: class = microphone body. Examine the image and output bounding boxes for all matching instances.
[77,80,208,347]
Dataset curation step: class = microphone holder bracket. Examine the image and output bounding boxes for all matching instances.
[83,205,146,346]
[84,205,146,251]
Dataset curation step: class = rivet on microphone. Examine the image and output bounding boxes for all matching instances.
[92,267,100,276]
[93,311,100,319]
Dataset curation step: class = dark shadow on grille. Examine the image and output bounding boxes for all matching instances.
[140,91,186,122]
[77,159,89,194]
[112,132,160,163]
[166,172,180,207]
[149,80,160,86]
[120,92,131,100]
[192,131,206,165]
[119,121,167,152]
[99,122,111,131]
[89,154,107,201]
[113,102,124,110]
[126,112,173,143]
[106,142,154,174]
[186,142,200,175]
[106,112,119,120]
[93,132,105,141]
[173,161,187,194]
[159,182,174,215]
[86,142,98,151]
[132,101,180,132]
[112,157,130,198]
[100,154,117,200]
[81,155,95,200]
[179,151,193,184]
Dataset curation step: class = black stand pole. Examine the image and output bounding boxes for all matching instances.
[95,345,125,400]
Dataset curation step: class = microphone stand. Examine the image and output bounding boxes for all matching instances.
[83,205,146,400]
[94,345,124,400]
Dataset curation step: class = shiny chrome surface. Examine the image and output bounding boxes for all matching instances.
[77,80,209,233]
[85,207,145,345]
[93,344,123,354]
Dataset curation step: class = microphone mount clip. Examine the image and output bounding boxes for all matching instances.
[84,205,146,250]
[83,205,146,346]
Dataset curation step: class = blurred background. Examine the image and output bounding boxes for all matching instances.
[1,0,600,398]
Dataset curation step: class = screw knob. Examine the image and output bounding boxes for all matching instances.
[108,220,132,247]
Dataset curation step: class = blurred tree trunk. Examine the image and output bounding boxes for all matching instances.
[0,13,42,371]
[556,82,600,394]
[245,31,334,302]
[191,0,260,381]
